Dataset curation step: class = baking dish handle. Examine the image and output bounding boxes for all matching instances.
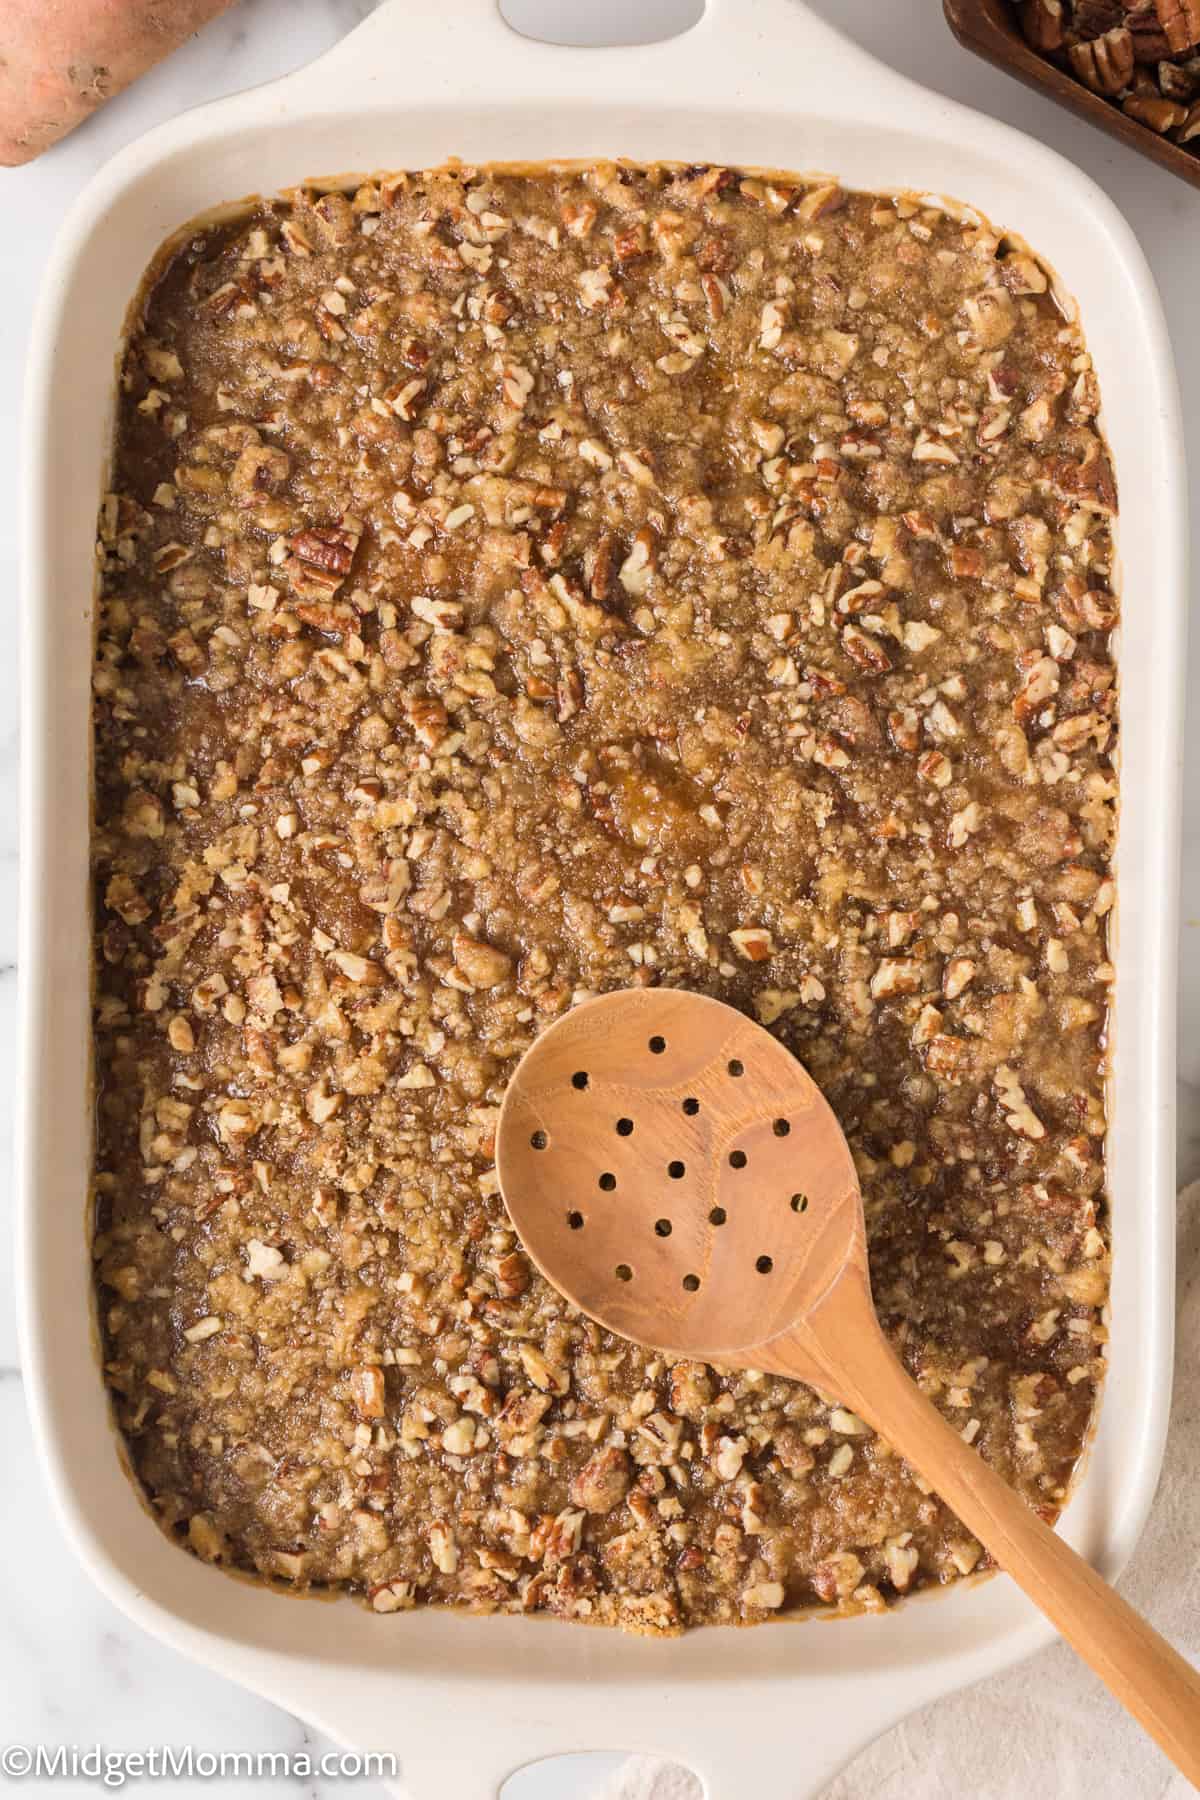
[395,1744,854,1800]
[389,1718,901,1800]
[283,1666,917,1800]
[277,0,907,119]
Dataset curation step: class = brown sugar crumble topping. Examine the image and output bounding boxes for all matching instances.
[92,162,1117,1633]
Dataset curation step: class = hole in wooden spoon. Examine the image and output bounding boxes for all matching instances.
[615,1263,633,1282]
[616,1117,634,1137]
[682,1273,700,1292]
[755,1255,774,1274]
[728,1058,744,1077]
[791,1193,809,1213]
[773,1118,790,1137]
[729,1149,747,1170]
[571,1071,589,1090]
[668,1160,685,1179]
[709,1206,727,1226]
[530,1130,548,1150]
[598,1172,617,1192]
[566,1210,584,1230]
[682,1096,700,1116]
[654,1218,672,1237]
[648,1035,667,1054]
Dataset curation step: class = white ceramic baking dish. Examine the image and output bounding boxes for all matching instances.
[17,2,1186,1795]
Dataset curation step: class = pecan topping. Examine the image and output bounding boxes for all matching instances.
[92,162,1115,1638]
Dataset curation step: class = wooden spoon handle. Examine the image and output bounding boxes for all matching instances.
[776,1320,1200,1784]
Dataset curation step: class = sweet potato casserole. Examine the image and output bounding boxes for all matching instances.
[92,162,1117,1632]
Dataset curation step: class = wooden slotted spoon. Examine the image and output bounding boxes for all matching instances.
[497,988,1200,1783]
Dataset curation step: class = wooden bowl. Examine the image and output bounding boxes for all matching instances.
[944,0,1200,191]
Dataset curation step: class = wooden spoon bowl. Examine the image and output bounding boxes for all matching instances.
[497,988,1200,1786]
[498,988,861,1365]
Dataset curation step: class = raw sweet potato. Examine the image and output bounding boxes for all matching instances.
[0,0,237,167]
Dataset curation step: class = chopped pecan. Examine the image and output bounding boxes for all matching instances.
[842,624,892,673]
[923,1034,973,1082]
[453,934,513,989]
[350,1365,386,1419]
[279,517,362,601]
[492,1251,530,1297]
[1157,58,1197,100]
[1122,92,1189,128]
[569,1447,632,1514]
[1019,0,1065,49]
[1154,0,1200,52]
[1073,0,1124,30]
[1127,4,1172,58]
[1176,99,1200,140]
[1045,443,1117,514]
[1068,27,1135,95]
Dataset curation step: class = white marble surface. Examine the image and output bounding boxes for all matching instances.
[1,2,1197,1795]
